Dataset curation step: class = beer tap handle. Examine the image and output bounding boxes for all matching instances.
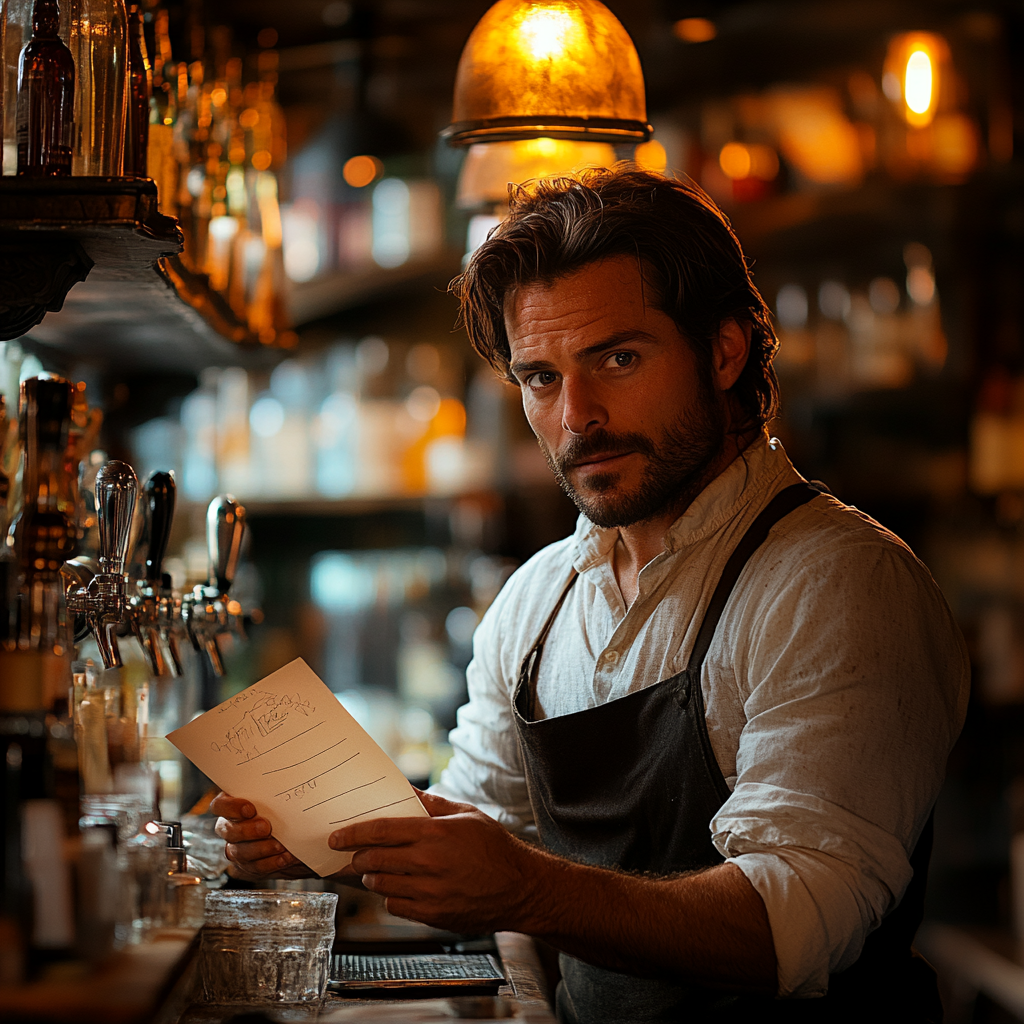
[207,495,245,593]
[144,471,175,585]
[96,461,138,577]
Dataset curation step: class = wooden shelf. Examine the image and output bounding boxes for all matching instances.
[287,251,464,327]
[0,178,275,371]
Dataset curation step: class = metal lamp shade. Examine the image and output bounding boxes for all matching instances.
[442,0,652,146]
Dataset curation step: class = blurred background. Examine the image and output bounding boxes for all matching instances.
[3,0,1023,1016]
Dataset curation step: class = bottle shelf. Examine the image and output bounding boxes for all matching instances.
[0,177,272,368]
[286,250,465,327]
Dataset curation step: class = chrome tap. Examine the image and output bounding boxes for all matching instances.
[129,471,184,678]
[64,461,138,669]
[182,495,246,677]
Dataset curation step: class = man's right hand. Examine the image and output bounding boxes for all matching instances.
[211,791,315,880]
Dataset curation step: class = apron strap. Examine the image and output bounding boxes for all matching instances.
[686,481,822,674]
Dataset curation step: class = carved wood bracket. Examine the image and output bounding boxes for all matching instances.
[0,235,94,341]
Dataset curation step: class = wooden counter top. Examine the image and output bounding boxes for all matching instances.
[0,929,200,1024]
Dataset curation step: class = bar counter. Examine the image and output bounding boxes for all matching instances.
[0,931,557,1024]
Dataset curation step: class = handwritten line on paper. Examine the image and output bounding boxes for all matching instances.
[167,658,428,877]
[263,737,349,775]
[273,752,360,798]
[329,795,420,825]
[233,720,325,765]
[303,775,385,812]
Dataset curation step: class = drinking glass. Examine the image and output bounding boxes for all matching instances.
[201,890,338,1004]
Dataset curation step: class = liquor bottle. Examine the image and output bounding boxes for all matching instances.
[16,0,75,177]
[146,5,177,214]
[61,0,128,175]
[0,377,77,975]
[123,0,150,176]
[2,0,33,175]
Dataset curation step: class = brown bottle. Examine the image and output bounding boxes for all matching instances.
[125,0,152,177]
[16,0,74,177]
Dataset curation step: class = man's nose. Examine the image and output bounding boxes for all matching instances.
[561,376,607,436]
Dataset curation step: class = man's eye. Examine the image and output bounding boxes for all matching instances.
[527,371,558,389]
[606,352,635,368]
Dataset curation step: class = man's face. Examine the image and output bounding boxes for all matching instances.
[506,256,727,529]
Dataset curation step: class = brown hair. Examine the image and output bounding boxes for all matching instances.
[451,166,780,432]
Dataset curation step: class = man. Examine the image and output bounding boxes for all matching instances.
[214,168,969,1022]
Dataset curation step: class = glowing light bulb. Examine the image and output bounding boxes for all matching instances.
[904,49,932,116]
[518,6,578,61]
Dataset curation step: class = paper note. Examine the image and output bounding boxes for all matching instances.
[167,658,428,877]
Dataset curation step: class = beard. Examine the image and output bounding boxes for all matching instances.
[537,380,727,529]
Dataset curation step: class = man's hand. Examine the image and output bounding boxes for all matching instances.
[330,789,538,933]
[211,791,315,881]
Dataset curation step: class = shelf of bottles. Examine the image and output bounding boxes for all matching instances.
[0,0,292,348]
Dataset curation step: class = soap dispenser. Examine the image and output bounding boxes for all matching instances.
[153,820,205,928]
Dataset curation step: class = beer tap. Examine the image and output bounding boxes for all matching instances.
[182,495,246,677]
[129,471,184,678]
[64,461,138,669]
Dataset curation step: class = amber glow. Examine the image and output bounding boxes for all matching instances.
[457,137,615,206]
[718,142,779,181]
[904,50,932,115]
[634,139,667,172]
[343,155,384,188]
[444,0,650,145]
[673,18,716,43]
[884,32,947,127]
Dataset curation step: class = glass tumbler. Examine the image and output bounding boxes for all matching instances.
[200,890,338,1004]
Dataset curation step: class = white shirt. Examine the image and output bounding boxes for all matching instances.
[433,436,970,998]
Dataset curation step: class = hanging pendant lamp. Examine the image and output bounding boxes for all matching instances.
[442,0,652,146]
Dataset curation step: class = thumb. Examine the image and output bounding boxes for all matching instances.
[413,786,477,817]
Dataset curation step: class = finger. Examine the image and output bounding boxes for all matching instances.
[329,816,433,852]
[350,847,427,876]
[215,816,273,842]
[413,788,476,817]
[209,792,256,820]
[224,838,286,865]
[227,844,302,876]
[361,872,425,900]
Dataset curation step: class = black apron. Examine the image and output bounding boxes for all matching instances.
[512,483,941,1024]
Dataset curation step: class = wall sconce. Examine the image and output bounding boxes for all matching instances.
[441,0,652,146]
[883,32,950,128]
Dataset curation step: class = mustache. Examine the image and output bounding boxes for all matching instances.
[552,429,658,473]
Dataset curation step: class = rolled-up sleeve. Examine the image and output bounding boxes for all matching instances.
[710,538,969,997]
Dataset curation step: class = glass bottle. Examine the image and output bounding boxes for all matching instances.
[60,0,127,176]
[16,0,74,177]
[2,0,33,175]
[0,377,77,977]
[146,5,176,213]
[123,0,149,176]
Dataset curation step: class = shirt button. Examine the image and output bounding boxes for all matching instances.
[603,650,620,665]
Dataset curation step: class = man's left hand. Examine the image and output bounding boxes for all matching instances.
[329,789,537,933]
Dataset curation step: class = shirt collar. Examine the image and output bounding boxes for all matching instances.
[569,434,796,572]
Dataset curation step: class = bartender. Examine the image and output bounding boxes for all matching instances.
[214,167,969,1023]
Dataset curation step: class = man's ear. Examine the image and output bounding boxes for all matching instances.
[713,319,751,392]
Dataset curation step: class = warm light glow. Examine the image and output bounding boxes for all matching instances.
[444,0,650,145]
[634,139,667,172]
[718,142,779,181]
[767,86,863,185]
[673,17,716,43]
[884,32,947,128]
[719,143,751,180]
[457,137,615,206]
[343,155,383,188]
[518,6,583,61]
[904,50,932,115]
